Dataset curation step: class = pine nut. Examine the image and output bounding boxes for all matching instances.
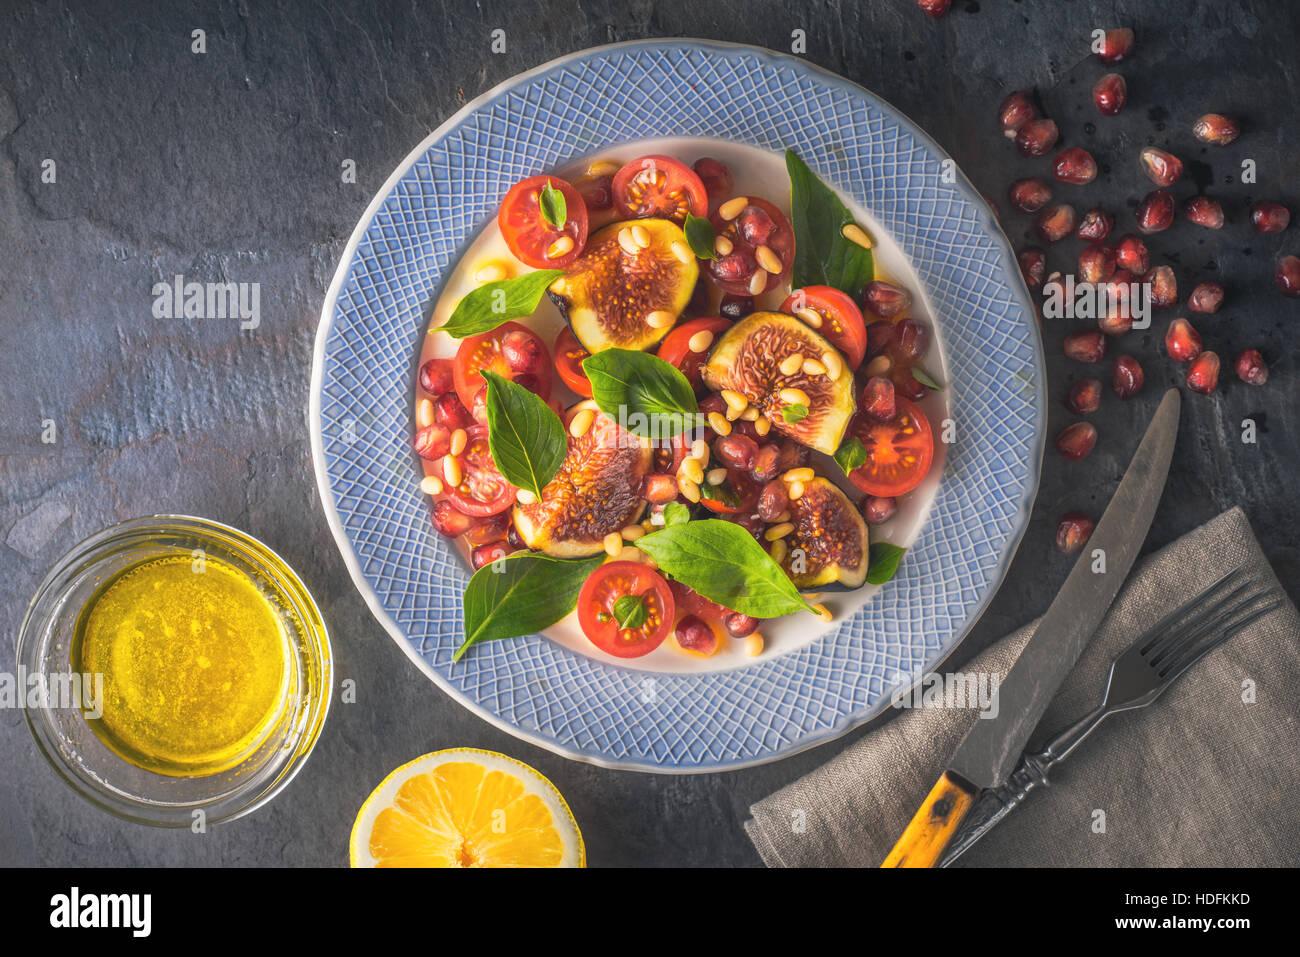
[604,532,624,557]
[620,524,645,542]
[549,277,569,297]
[783,467,815,483]
[841,223,874,249]
[449,428,468,456]
[779,387,810,406]
[773,510,792,524]
[812,602,833,623]
[754,415,771,436]
[755,244,782,274]
[569,408,595,438]
[822,350,843,381]
[718,196,748,221]
[747,271,766,295]
[515,488,536,505]
[707,411,732,436]
[725,402,743,421]
[796,307,823,329]
[721,389,749,413]
[770,539,788,564]
[473,261,508,283]
[680,456,704,485]
[764,522,795,542]
[631,224,651,248]
[646,310,675,329]
[739,406,760,422]
[677,475,701,503]
[417,398,434,427]
[443,455,463,488]
[864,355,893,377]
[714,235,734,256]
[787,480,805,501]
[619,545,647,564]
[671,240,694,264]
[419,475,443,495]
[802,358,827,376]
[546,235,575,259]
[687,329,714,353]
[778,353,804,376]
[586,159,620,178]
[706,467,728,485]
[690,439,709,462]
[618,228,640,255]
[744,633,765,657]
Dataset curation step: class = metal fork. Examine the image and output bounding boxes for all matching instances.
[939,563,1281,867]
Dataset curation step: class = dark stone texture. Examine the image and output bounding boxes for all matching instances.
[1,0,1296,867]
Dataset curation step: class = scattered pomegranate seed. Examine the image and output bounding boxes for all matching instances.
[1015,118,1060,157]
[471,541,518,569]
[1115,235,1150,274]
[723,612,761,638]
[1188,281,1224,314]
[1018,248,1047,288]
[1036,203,1077,243]
[1092,73,1127,115]
[1098,301,1133,338]
[916,0,951,17]
[1185,196,1225,230]
[1065,331,1107,363]
[1186,351,1220,396]
[1056,513,1095,554]
[1079,244,1117,284]
[1192,113,1240,146]
[414,423,452,460]
[1165,318,1202,363]
[1076,208,1115,241]
[862,496,898,525]
[1277,255,1300,297]
[757,480,790,521]
[860,376,897,422]
[431,499,478,537]
[1053,147,1098,185]
[1235,350,1268,386]
[1144,265,1178,308]
[1139,148,1183,187]
[862,280,912,318]
[419,358,455,396]
[1056,422,1098,461]
[1065,378,1103,415]
[1096,27,1135,63]
[889,319,931,363]
[1251,201,1291,234]
[892,363,929,401]
[865,320,894,358]
[1136,190,1176,234]
[1112,355,1144,398]
[998,91,1037,137]
[1009,178,1053,213]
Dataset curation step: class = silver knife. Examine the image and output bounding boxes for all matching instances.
[881,388,1181,867]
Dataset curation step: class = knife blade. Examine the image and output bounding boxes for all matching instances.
[881,388,1180,867]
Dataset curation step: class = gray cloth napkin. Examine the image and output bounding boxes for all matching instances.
[746,507,1300,867]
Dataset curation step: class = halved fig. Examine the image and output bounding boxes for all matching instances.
[512,400,652,557]
[700,312,855,454]
[777,478,870,589]
[548,218,699,354]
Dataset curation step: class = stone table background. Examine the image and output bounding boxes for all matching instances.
[1,0,1296,867]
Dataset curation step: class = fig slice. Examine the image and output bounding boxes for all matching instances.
[700,312,855,454]
[549,218,699,354]
[512,400,653,558]
[778,478,870,589]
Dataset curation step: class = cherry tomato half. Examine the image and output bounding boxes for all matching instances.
[847,396,935,498]
[781,285,867,370]
[446,425,518,517]
[612,155,708,224]
[453,321,553,418]
[708,197,795,296]
[498,175,589,269]
[656,317,732,392]
[553,327,593,398]
[577,561,676,658]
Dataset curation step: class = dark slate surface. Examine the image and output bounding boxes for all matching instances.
[1,0,1296,867]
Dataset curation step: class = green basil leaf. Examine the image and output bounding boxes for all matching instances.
[663,502,692,526]
[684,214,716,260]
[866,542,907,586]
[785,150,874,296]
[582,348,701,439]
[636,519,817,618]
[782,403,809,424]
[613,594,648,630]
[911,365,945,391]
[456,552,604,661]
[439,270,564,338]
[481,370,567,499]
[699,478,740,509]
[834,436,868,475]
[539,182,567,230]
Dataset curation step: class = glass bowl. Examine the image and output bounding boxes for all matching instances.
[16,515,332,827]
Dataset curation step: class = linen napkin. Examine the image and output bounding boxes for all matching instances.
[746,507,1300,867]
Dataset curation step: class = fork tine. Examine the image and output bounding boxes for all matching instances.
[1142,575,1251,664]
[1157,598,1281,679]
[1135,566,1246,657]
[1148,585,1267,668]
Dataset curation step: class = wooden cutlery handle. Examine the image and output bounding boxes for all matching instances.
[881,771,978,868]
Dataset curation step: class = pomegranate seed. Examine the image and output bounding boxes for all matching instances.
[1053,147,1098,185]
[1186,351,1220,396]
[464,513,510,546]
[1056,422,1098,461]
[413,423,451,460]
[1139,148,1183,187]
[1096,27,1135,63]
[1192,113,1240,146]
[1136,190,1176,234]
[998,91,1037,137]
[1144,265,1178,309]
[431,499,478,537]
[1092,73,1127,115]
[1098,309,1133,338]
[1185,196,1224,230]
[1251,202,1291,234]
[419,358,455,396]
[719,294,754,320]
[1188,281,1224,314]
[1112,355,1144,398]
[1064,331,1107,363]
[1164,318,1202,363]
[1115,235,1150,275]
[675,614,715,653]
[891,363,928,401]
[471,541,518,568]
[1015,118,1060,157]
[862,496,898,525]
[723,612,760,638]
[889,320,931,363]
[715,433,759,470]
[692,157,732,208]
[865,320,894,358]
[1036,203,1077,243]
[732,513,765,541]
[433,391,475,431]
[576,175,612,212]
[1056,513,1095,554]
[1235,349,1268,386]
[501,329,544,373]
[862,280,912,319]
[1018,248,1047,288]
[860,375,897,422]
[640,473,679,504]
[751,443,781,482]
[1277,255,1300,297]
[1065,378,1103,415]
[1009,178,1053,213]
[757,480,790,522]
[916,0,950,16]
[1076,208,1114,241]
[711,249,757,283]
[776,438,812,472]
[507,524,526,550]
[1078,244,1116,284]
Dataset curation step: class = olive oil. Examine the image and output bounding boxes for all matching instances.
[71,554,292,777]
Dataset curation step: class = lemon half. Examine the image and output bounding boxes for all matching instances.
[349,748,585,868]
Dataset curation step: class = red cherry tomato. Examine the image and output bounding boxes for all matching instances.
[708,197,795,296]
[453,321,552,415]
[497,175,589,269]
[611,155,708,224]
[446,425,518,517]
[553,327,593,398]
[698,468,759,515]
[780,285,867,369]
[655,317,731,391]
[577,561,676,658]
[847,397,935,498]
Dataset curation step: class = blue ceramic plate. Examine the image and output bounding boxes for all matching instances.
[310,40,1045,772]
